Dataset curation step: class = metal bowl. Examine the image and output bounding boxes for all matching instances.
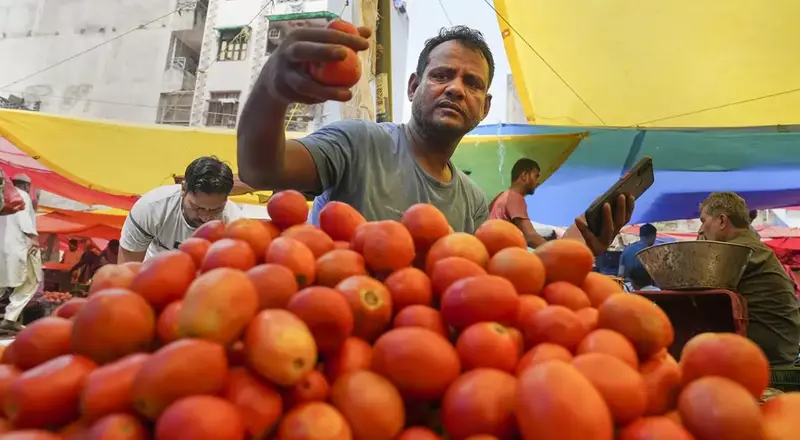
[636,241,753,291]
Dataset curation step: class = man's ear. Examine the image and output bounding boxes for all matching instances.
[180,181,187,196]
[719,214,729,230]
[407,73,420,101]
[482,93,493,120]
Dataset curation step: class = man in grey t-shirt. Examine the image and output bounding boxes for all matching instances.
[237,24,631,246]
[301,119,487,233]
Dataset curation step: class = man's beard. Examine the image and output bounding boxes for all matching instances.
[185,217,204,228]
[411,100,468,142]
[181,199,205,228]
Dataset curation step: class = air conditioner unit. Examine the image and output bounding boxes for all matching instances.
[268,28,281,39]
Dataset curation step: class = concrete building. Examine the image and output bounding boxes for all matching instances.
[0,0,408,213]
[0,0,206,123]
[184,0,410,131]
[505,73,527,124]
[0,0,409,130]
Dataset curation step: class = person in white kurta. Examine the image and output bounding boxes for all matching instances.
[0,185,40,331]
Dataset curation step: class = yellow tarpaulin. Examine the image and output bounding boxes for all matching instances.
[495,0,800,127]
[0,110,584,206]
[0,110,304,205]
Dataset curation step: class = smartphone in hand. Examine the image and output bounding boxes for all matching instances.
[584,156,654,237]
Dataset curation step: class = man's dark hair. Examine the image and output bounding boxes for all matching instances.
[184,156,234,195]
[630,265,655,290]
[68,239,78,245]
[416,26,495,87]
[640,223,657,238]
[699,192,750,229]
[511,158,540,182]
[749,210,758,223]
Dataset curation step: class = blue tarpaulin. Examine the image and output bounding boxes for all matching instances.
[468,124,800,226]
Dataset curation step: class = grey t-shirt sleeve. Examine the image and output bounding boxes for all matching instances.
[294,119,373,193]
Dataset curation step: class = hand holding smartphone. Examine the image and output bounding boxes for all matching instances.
[584,157,654,238]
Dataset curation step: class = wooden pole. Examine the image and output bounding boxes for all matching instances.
[374,0,393,122]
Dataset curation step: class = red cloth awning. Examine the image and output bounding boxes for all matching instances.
[37,208,122,240]
[764,238,800,269]
[623,225,800,240]
[756,226,800,238]
[620,225,696,241]
[765,237,800,252]
[0,138,137,209]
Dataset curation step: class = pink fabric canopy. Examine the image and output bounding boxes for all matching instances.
[0,137,137,209]
[622,225,800,240]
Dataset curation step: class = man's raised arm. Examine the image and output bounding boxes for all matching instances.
[237,26,371,192]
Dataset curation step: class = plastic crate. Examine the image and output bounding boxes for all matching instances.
[634,290,747,360]
[769,365,800,392]
[72,284,90,297]
[42,304,57,316]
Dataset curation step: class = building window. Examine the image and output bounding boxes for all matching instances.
[156,92,192,126]
[266,40,279,56]
[165,35,199,75]
[206,91,240,128]
[194,0,208,28]
[266,26,281,56]
[217,28,249,61]
[284,103,317,132]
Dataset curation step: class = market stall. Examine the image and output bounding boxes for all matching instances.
[35,207,123,295]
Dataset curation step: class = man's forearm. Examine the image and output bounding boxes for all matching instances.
[237,84,290,189]
[515,219,547,249]
[118,248,146,264]
[524,232,547,249]
[562,224,585,242]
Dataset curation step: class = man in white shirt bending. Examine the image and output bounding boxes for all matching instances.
[119,157,242,263]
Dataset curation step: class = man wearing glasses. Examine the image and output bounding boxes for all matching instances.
[119,156,242,263]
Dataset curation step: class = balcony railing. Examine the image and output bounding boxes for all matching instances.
[173,0,208,31]
[168,56,198,74]
[0,95,40,111]
[170,57,186,71]
[163,57,198,92]
[156,104,192,126]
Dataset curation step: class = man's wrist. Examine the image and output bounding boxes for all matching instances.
[252,62,292,109]
[250,80,290,111]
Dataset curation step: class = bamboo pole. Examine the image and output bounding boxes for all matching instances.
[374,0,393,122]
